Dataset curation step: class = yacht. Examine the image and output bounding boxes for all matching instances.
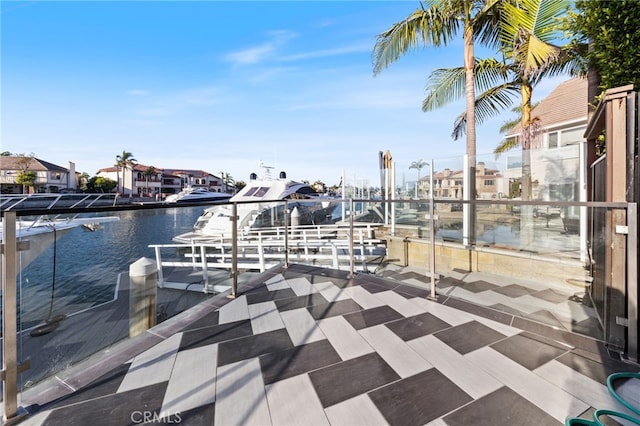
[173,166,337,242]
[164,187,232,204]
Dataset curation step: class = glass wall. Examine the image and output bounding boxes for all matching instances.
[0,195,633,405]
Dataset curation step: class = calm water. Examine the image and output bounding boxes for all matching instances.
[14,205,209,328]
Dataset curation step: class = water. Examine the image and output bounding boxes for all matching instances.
[13,205,209,329]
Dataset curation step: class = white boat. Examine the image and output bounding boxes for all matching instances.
[164,187,232,204]
[1,216,120,271]
[173,165,337,242]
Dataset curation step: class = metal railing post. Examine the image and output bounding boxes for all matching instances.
[154,246,165,287]
[231,203,238,297]
[349,199,355,277]
[200,245,210,292]
[627,202,638,363]
[2,211,27,422]
[429,159,437,300]
[284,200,289,268]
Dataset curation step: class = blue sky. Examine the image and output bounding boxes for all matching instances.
[2,1,569,187]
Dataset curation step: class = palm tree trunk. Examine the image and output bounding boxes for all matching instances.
[463,17,476,245]
[520,83,534,248]
[520,84,533,202]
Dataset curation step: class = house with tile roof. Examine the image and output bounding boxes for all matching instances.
[503,78,589,203]
[421,162,503,200]
[0,156,78,194]
[96,164,233,197]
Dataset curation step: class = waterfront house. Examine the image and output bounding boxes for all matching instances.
[96,164,233,197]
[419,162,503,200]
[0,156,78,194]
[502,77,588,203]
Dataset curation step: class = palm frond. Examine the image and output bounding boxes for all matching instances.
[473,58,513,92]
[470,0,505,48]
[450,82,520,139]
[373,5,459,75]
[499,118,521,134]
[494,136,520,155]
[499,0,570,74]
[422,67,466,111]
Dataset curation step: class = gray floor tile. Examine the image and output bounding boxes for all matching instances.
[179,319,253,351]
[260,339,341,385]
[343,305,403,330]
[393,283,430,299]
[307,299,363,320]
[491,283,537,298]
[442,298,513,325]
[181,310,219,331]
[443,386,561,426]
[308,352,400,408]
[324,394,389,426]
[218,295,249,324]
[556,350,640,384]
[118,333,181,393]
[274,293,328,312]
[385,312,452,341]
[369,368,472,426]
[246,288,297,304]
[44,363,131,410]
[280,307,326,346]
[217,328,294,367]
[490,332,570,370]
[434,320,507,354]
[359,281,392,294]
[531,288,572,304]
[161,344,218,416]
[462,280,500,293]
[248,301,285,334]
[265,374,330,426]
[215,358,270,425]
[466,347,590,422]
[167,403,215,425]
[359,325,431,378]
[42,382,167,426]
[317,315,374,360]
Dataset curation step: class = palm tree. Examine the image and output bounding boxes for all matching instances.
[115,151,137,195]
[435,0,579,247]
[443,0,580,201]
[373,0,503,244]
[142,166,157,195]
[409,159,427,197]
[497,0,580,201]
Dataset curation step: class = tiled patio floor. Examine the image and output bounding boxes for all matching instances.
[18,264,640,425]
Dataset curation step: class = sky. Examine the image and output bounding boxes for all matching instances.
[1,1,570,188]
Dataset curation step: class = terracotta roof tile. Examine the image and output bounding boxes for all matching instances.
[506,78,588,136]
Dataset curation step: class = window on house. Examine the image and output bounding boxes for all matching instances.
[507,156,521,169]
[549,183,577,201]
[454,180,463,186]
[548,132,558,148]
[560,126,586,146]
[484,180,494,186]
[52,172,61,180]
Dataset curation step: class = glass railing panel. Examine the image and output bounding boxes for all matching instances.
[469,201,583,258]
[2,197,631,402]
[434,200,464,244]
[10,204,226,393]
[376,200,626,344]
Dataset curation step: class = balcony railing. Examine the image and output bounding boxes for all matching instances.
[0,196,636,420]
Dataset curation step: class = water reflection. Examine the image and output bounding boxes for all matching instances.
[14,206,207,329]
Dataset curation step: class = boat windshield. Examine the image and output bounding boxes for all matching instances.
[243,187,269,197]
